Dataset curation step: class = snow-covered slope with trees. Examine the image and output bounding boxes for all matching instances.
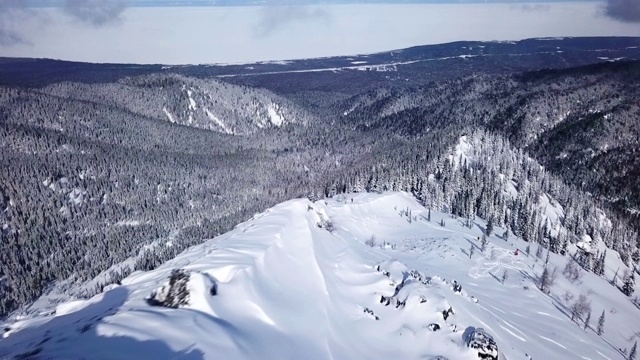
[40,74,306,135]
[2,192,638,359]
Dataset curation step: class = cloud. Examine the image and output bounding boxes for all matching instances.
[515,4,551,12]
[604,0,640,22]
[0,0,130,47]
[254,5,331,37]
[0,0,31,46]
[63,0,129,26]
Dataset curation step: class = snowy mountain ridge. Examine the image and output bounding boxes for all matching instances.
[40,74,303,135]
[2,192,638,359]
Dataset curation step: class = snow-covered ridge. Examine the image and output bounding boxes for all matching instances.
[41,74,304,136]
[1,192,638,359]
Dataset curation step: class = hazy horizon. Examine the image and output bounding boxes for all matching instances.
[1,2,639,65]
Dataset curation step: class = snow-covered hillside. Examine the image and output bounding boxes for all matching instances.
[41,74,303,135]
[2,192,639,359]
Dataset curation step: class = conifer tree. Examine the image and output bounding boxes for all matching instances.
[486,216,494,237]
[584,310,591,331]
[539,266,557,294]
[623,272,635,297]
[597,310,605,336]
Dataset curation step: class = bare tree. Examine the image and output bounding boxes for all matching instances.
[570,293,591,323]
[563,258,583,284]
[539,266,557,294]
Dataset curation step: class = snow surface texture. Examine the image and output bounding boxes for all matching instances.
[2,192,639,359]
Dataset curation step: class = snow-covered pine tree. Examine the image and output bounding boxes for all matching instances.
[545,249,550,265]
[623,272,636,297]
[630,340,637,360]
[584,310,591,331]
[486,216,494,237]
[597,310,605,336]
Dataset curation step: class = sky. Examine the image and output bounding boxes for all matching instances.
[0,0,639,64]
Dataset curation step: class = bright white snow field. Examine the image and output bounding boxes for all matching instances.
[1,192,639,359]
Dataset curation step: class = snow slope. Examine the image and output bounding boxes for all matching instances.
[2,192,639,359]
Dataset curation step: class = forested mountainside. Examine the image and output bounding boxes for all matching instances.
[332,61,640,219]
[1,39,640,319]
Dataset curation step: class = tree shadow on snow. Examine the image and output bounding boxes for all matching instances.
[464,237,480,250]
[488,272,502,284]
[1,286,205,360]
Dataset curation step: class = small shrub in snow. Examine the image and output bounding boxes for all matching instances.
[442,307,455,320]
[147,269,191,308]
[409,269,430,285]
[316,211,335,232]
[452,280,462,294]
[363,307,379,320]
[428,323,441,331]
[365,236,376,247]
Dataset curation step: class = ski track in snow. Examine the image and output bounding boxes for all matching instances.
[539,335,568,349]
[499,323,526,342]
[468,245,526,280]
